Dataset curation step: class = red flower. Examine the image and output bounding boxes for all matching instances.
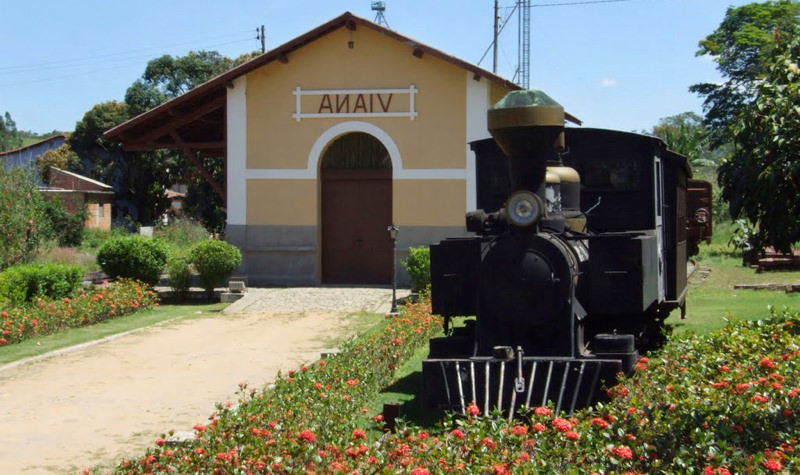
[759,357,776,369]
[711,381,729,389]
[352,429,366,440]
[450,429,465,439]
[482,436,497,449]
[762,459,783,472]
[466,403,480,416]
[154,438,165,446]
[299,429,316,443]
[410,469,429,475]
[752,394,769,403]
[511,425,527,436]
[0,338,6,345]
[591,417,609,428]
[532,423,546,432]
[566,431,580,441]
[552,418,572,432]
[534,407,551,416]
[611,445,633,460]
[720,365,730,372]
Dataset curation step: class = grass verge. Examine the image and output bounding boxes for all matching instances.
[0,302,227,366]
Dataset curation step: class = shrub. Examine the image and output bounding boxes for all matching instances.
[0,263,84,306]
[40,195,86,247]
[167,258,192,301]
[402,246,430,292]
[188,240,241,298]
[96,236,169,286]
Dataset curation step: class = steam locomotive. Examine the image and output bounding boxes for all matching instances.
[422,90,712,416]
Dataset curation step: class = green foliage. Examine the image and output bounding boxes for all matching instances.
[402,246,431,292]
[0,263,83,306]
[0,111,22,152]
[79,227,131,252]
[96,236,169,286]
[166,258,192,301]
[691,0,800,144]
[152,217,209,257]
[718,33,800,253]
[41,196,86,247]
[651,112,720,168]
[189,240,241,298]
[0,168,48,270]
[36,142,82,184]
[0,279,157,347]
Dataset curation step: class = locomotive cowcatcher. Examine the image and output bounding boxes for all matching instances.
[422,90,712,417]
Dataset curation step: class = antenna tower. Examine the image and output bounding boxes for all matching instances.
[517,0,531,89]
[371,1,390,28]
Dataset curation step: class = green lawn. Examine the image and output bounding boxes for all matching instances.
[0,302,227,366]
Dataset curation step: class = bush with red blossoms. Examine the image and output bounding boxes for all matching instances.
[0,279,157,347]
[110,301,800,474]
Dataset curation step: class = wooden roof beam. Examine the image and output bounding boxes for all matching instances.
[128,95,226,147]
[170,131,226,206]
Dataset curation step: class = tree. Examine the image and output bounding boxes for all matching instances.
[690,0,800,145]
[0,168,47,269]
[651,112,719,169]
[717,33,800,253]
[0,111,22,151]
[36,142,82,184]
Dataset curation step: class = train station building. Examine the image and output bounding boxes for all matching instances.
[105,12,558,286]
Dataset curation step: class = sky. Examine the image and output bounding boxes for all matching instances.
[1,0,755,135]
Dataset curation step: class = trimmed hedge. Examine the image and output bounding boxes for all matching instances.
[0,263,83,306]
[96,236,169,286]
[189,240,242,298]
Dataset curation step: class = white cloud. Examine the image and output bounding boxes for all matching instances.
[600,77,617,88]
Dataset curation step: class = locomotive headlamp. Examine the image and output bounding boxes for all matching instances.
[505,191,544,227]
[695,208,710,224]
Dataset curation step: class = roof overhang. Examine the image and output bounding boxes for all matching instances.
[103,11,579,151]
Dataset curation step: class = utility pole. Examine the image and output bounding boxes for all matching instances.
[493,0,499,74]
[257,25,266,54]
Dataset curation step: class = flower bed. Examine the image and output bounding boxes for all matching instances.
[113,302,799,474]
[0,279,158,347]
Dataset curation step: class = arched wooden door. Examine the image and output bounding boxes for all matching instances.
[321,133,393,284]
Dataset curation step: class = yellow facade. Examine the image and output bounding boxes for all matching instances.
[246,179,317,226]
[393,180,466,226]
[245,27,468,171]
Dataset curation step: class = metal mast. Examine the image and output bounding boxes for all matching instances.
[371,1,390,28]
[518,0,531,89]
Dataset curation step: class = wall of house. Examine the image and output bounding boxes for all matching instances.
[85,200,112,231]
[0,136,66,185]
[226,25,513,285]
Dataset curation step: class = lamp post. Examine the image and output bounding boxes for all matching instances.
[387,224,399,315]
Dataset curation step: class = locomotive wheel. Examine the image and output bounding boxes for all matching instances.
[592,333,635,353]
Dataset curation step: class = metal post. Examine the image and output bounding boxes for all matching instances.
[387,224,399,315]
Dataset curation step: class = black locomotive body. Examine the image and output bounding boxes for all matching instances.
[422,91,711,416]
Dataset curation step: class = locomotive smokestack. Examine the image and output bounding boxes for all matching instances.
[487,90,565,193]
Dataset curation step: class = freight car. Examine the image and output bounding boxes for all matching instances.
[422,90,712,417]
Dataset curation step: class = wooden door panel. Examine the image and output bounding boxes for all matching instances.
[322,170,392,284]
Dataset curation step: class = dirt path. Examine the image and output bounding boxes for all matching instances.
[0,306,374,474]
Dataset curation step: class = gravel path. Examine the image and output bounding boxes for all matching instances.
[0,286,409,474]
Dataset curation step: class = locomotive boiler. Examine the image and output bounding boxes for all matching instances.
[422,90,712,417]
